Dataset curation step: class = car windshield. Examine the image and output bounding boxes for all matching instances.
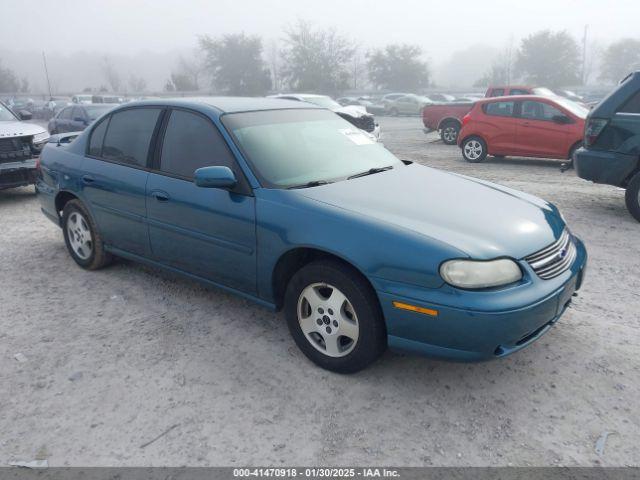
[223,109,402,189]
[85,105,113,120]
[554,97,590,118]
[0,104,18,121]
[301,96,342,109]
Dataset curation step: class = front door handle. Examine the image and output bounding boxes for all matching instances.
[81,175,95,184]
[150,190,170,202]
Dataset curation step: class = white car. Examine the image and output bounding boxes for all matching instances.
[270,94,382,141]
[0,101,49,190]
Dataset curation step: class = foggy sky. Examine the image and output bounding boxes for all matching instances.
[2,0,639,92]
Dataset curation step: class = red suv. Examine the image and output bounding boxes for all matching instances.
[457,95,588,163]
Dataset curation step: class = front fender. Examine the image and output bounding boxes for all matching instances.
[254,189,465,302]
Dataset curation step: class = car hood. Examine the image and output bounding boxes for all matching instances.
[293,164,563,260]
[0,121,46,138]
[332,105,371,118]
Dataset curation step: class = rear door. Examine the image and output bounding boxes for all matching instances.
[146,109,257,293]
[80,107,163,257]
[515,100,571,157]
[480,100,517,153]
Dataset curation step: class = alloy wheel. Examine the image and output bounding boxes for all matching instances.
[66,211,93,260]
[297,283,359,358]
[464,140,483,160]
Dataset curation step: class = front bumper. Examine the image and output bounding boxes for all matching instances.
[574,147,638,187]
[0,159,38,189]
[377,237,587,361]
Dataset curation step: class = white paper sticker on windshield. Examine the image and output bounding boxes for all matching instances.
[340,128,375,145]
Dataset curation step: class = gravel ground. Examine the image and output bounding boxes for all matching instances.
[1,116,639,467]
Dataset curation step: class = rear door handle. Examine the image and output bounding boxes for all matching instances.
[81,175,95,184]
[150,190,170,202]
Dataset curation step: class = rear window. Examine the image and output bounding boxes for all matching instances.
[489,88,504,97]
[101,108,161,167]
[618,91,640,114]
[483,101,515,117]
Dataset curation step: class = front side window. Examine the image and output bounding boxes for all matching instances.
[59,107,73,120]
[160,110,236,178]
[101,108,161,167]
[521,101,563,121]
[223,109,402,189]
[483,101,515,117]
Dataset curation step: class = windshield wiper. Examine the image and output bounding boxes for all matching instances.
[347,166,393,180]
[287,180,332,189]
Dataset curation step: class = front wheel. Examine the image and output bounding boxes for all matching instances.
[284,260,387,373]
[440,123,460,145]
[461,136,487,163]
[625,172,640,222]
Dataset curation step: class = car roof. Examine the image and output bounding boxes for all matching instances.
[112,96,322,114]
[476,94,562,103]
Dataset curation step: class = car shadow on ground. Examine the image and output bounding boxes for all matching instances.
[481,155,564,169]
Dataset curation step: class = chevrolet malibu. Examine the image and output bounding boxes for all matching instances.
[37,97,587,373]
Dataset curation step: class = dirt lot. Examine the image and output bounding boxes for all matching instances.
[1,116,639,467]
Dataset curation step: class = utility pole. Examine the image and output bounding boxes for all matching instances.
[581,25,588,85]
[42,51,53,99]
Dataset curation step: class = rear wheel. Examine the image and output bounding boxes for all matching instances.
[440,122,460,145]
[461,136,487,163]
[62,200,112,269]
[625,172,640,223]
[284,260,386,373]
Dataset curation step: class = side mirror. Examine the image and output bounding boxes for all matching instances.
[194,166,237,189]
[19,110,33,121]
[552,115,572,125]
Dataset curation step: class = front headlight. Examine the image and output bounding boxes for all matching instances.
[32,131,50,145]
[440,258,522,289]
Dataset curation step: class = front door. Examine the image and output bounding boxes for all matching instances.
[515,100,570,158]
[146,109,257,294]
[80,107,163,257]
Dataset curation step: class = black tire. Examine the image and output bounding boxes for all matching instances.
[440,122,460,145]
[461,136,487,163]
[62,199,112,270]
[625,171,640,223]
[284,260,387,373]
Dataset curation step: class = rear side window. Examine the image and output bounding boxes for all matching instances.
[88,118,108,157]
[619,91,640,114]
[521,101,563,121]
[159,110,236,178]
[101,108,161,167]
[72,107,85,121]
[483,101,514,117]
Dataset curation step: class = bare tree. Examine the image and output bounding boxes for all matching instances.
[128,74,147,93]
[102,56,121,92]
[266,39,282,92]
[281,20,355,95]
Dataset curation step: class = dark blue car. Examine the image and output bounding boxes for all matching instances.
[37,97,587,372]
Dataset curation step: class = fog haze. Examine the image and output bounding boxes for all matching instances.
[2,0,639,91]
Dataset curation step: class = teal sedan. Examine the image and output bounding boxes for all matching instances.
[36,97,587,372]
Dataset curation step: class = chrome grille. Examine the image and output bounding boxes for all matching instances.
[525,229,576,280]
[0,136,32,163]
